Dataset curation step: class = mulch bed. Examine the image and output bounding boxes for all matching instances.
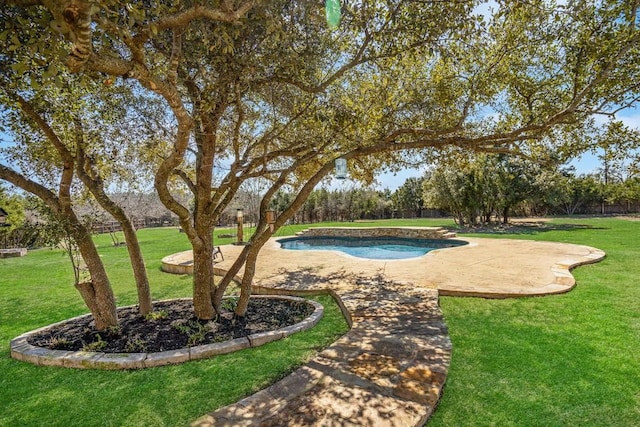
[28,298,314,353]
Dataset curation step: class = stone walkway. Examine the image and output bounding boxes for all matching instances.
[169,236,605,426]
[194,282,448,426]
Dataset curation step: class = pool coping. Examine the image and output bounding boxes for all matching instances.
[275,234,469,260]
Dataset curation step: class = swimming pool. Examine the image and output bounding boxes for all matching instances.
[277,236,467,260]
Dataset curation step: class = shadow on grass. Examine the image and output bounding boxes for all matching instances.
[455,221,609,236]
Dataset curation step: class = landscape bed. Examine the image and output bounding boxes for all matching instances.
[12,296,323,370]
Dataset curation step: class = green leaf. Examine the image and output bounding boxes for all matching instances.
[11,62,28,75]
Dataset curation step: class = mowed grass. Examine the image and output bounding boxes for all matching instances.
[1,218,638,426]
[0,227,348,427]
[429,217,640,426]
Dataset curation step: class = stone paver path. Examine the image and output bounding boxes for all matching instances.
[173,236,605,426]
[194,282,449,426]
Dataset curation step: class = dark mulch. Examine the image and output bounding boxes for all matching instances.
[28,298,314,353]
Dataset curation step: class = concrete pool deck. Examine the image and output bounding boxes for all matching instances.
[163,236,605,426]
[163,236,605,298]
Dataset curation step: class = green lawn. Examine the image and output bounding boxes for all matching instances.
[1,218,638,426]
[430,217,640,426]
[0,227,348,427]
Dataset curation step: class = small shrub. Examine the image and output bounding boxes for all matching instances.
[172,320,211,347]
[46,336,71,350]
[145,310,168,321]
[82,334,107,352]
[221,296,239,312]
[125,337,147,353]
[106,325,122,336]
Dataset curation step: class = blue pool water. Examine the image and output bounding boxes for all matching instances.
[277,236,467,260]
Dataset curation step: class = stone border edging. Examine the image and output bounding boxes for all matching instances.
[10,295,323,370]
[296,226,456,239]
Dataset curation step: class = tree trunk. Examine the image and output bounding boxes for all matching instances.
[75,226,117,330]
[192,235,216,320]
[121,221,152,315]
[235,245,260,317]
[75,146,153,316]
[213,245,249,313]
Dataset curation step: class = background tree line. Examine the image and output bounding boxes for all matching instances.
[266,122,640,227]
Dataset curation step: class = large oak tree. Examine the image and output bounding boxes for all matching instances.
[5,1,639,322]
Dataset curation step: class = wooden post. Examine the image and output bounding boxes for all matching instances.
[266,210,276,233]
[236,208,244,244]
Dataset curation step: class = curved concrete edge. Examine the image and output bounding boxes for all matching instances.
[161,250,194,274]
[438,244,606,298]
[162,252,244,282]
[10,296,323,370]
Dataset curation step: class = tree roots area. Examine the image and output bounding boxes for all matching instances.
[28,298,314,353]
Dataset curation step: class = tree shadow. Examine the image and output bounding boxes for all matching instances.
[209,269,449,426]
[272,266,398,293]
[456,221,608,235]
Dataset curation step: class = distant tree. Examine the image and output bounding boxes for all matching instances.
[552,174,605,215]
[313,189,330,223]
[527,167,572,216]
[0,185,25,230]
[270,191,293,219]
[0,185,26,248]
[618,177,640,212]
[393,177,425,218]
[376,189,394,219]
[594,120,640,185]
[423,154,548,225]
[423,166,473,226]
[493,156,537,224]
